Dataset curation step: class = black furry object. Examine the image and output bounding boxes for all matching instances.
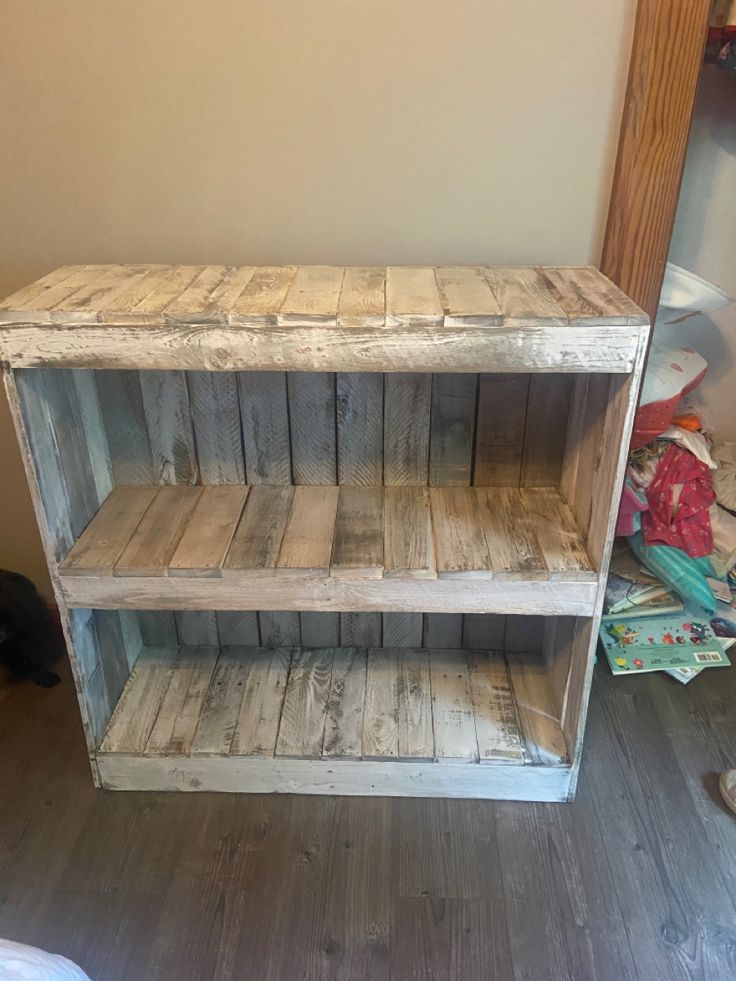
[0,570,63,688]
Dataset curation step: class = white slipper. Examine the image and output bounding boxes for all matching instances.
[719,770,736,816]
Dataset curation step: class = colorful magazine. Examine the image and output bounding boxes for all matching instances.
[600,614,730,675]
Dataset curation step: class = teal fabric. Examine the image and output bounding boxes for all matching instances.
[628,531,717,616]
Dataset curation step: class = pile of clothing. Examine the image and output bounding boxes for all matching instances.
[616,345,736,621]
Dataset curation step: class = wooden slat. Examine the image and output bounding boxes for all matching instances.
[175,611,219,646]
[191,647,250,755]
[169,486,248,577]
[259,612,301,647]
[474,374,530,486]
[162,265,230,321]
[53,265,148,321]
[70,369,113,503]
[463,614,506,651]
[521,487,593,580]
[146,647,219,756]
[114,486,202,577]
[362,649,399,759]
[228,266,297,321]
[484,267,567,325]
[336,373,383,485]
[238,371,292,485]
[384,487,435,579]
[430,651,479,763]
[385,267,443,325]
[133,265,207,315]
[429,373,477,485]
[100,647,178,754]
[231,648,292,757]
[507,654,568,765]
[340,613,382,647]
[337,267,386,327]
[287,372,336,484]
[216,612,260,646]
[331,486,383,579]
[278,265,345,324]
[96,370,154,485]
[139,370,198,484]
[430,487,491,579]
[383,373,431,485]
[187,265,259,319]
[434,266,501,324]
[475,487,547,580]
[99,266,178,320]
[423,614,463,649]
[322,648,367,759]
[224,485,293,577]
[382,613,423,648]
[61,486,158,576]
[539,267,638,325]
[276,485,339,576]
[61,571,599,618]
[187,371,245,483]
[275,649,334,758]
[520,374,572,487]
[0,265,105,323]
[299,612,340,648]
[397,649,434,760]
[467,652,524,763]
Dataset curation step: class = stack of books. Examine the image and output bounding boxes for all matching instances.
[600,542,733,684]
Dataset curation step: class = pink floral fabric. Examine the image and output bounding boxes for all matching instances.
[643,444,715,558]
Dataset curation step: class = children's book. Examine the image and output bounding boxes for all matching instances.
[600,614,730,675]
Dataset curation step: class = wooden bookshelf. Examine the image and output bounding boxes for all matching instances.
[1,264,649,800]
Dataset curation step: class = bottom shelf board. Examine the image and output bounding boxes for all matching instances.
[96,644,571,800]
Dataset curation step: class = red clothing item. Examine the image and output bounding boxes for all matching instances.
[643,443,715,557]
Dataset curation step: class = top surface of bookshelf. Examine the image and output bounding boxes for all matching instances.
[0,264,648,373]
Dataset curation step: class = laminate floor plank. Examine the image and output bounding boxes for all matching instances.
[4,659,736,980]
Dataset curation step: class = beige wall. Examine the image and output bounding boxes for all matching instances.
[0,1,636,597]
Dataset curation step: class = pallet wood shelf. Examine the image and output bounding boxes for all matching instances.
[57,484,597,617]
[1,264,649,801]
[97,645,570,799]
[0,263,647,373]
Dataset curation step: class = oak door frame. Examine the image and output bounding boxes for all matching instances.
[601,0,712,322]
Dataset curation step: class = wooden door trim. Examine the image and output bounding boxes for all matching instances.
[601,0,712,321]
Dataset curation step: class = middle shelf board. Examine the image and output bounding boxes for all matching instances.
[58,484,599,616]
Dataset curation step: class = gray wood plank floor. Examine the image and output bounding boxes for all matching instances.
[2,658,736,980]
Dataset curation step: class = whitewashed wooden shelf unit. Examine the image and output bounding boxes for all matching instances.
[0,264,649,801]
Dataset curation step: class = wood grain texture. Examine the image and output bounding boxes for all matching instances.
[385,267,443,325]
[340,612,382,647]
[474,374,529,486]
[383,373,431,485]
[1,323,643,373]
[223,485,293,577]
[384,486,435,579]
[382,613,423,649]
[276,485,339,576]
[600,0,711,321]
[396,649,434,760]
[169,485,248,577]
[146,646,219,756]
[275,648,334,758]
[114,486,201,577]
[362,648,399,759]
[229,266,296,321]
[331,485,383,578]
[336,372,383,485]
[237,371,291,485]
[95,370,154,485]
[434,266,501,324]
[61,486,158,577]
[337,267,385,327]
[100,647,178,754]
[429,373,477,485]
[430,487,491,578]
[520,374,572,487]
[139,370,197,484]
[187,371,245,483]
[322,647,367,759]
[278,265,344,325]
[287,372,336,485]
[430,651,478,763]
[231,648,291,757]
